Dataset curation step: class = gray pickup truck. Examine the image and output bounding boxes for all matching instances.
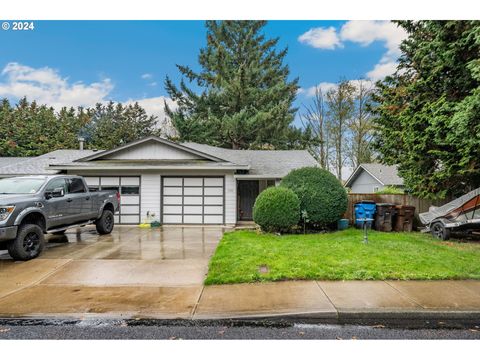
[0,175,120,261]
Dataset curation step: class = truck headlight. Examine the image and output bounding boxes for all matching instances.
[0,206,15,221]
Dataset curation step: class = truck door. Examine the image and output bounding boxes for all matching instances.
[43,177,70,228]
[66,177,92,222]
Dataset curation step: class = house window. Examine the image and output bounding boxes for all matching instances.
[373,186,379,193]
[267,180,276,187]
[121,185,140,195]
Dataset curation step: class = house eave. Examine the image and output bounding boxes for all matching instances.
[48,164,250,171]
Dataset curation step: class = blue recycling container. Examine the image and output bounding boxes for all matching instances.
[337,219,349,230]
[354,201,376,228]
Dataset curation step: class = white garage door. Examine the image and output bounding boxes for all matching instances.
[83,176,141,224]
[162,177,224,224]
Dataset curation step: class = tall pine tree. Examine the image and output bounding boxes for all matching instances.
[371,21,480,198]
[164,20,300,149]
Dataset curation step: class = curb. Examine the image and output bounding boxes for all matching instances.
[1,310,480,329]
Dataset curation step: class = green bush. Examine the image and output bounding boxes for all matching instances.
[280,167,348,227]
[375,186,404,194]
[253,187,300,233]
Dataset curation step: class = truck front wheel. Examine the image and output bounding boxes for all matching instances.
[7,223,45,261]
[96,209,114,235]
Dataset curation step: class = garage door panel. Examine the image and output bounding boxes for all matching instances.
[204,206,223,215]
[163,205,182,214]
[84,177,100,186]
[183,215,203,224]
[184,206,203,214]
[204,215,223,224]
[204,187,223,196]
[184,197,203,205]
[121,196,139,205]
[163,178,183,186]
[101,177,120,186]
[120,215,140,224]
[163,196,182,205]
[164,187,183,196]
[184,178,203,186]
[162,177,224,224]
[91,176,141,224]
[121,205,140,214]
[184,187,203,196]
[163,215,182,223]
[204,197,223,205]
[121,177,139,185]
[204,178,223,186]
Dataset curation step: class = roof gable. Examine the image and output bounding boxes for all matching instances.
[345,163,404,187]
[77,136,228,163]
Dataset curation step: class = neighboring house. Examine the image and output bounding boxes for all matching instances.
[344,163,404,194]
[0,136,317,225]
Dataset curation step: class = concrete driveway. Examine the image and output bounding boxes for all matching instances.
[0,226,225,318]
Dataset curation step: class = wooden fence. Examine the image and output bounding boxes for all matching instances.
[345,193,451,226]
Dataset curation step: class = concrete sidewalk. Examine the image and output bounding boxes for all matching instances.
[1,278,480,326]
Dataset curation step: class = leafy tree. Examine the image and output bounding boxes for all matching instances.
[81,101,160,149]
[164,20,301,149]
[371,21,480,198]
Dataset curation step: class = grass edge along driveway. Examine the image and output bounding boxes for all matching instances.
[205,228,480,285]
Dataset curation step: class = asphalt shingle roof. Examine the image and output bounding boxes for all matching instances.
[354,163,404,186]
[0,150,98,176]
[183,142,318,177]
[0,157,32,169]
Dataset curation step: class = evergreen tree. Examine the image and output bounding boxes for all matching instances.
[83,101,161,149]
[164,20,300,149]
[371,21,480,198]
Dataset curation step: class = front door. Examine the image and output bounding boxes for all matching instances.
[237,180,259,221]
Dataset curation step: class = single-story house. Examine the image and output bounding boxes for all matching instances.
[344,163,404,194]
[0,136,317,225]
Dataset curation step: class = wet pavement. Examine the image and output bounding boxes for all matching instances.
[0,226,224,318]
[1,226,480,324]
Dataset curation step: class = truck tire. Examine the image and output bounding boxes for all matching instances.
[96,209,114,235]
[7,223,45,261]
[431,221,451,241]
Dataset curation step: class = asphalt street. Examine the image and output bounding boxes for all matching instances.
[1,320,480,339]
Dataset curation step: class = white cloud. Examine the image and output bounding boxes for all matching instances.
[141,73,153,80]
[0,62,113,109]
[299,79,374,98]
[299,82,338,97]
[366,62,398,81]
[124,96,178,135]
[298,21,407,81]
[298,27,342,50]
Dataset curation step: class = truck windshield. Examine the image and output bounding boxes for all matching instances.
[0,178,46,194]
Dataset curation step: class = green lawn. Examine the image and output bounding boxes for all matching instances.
[205,228,480,285]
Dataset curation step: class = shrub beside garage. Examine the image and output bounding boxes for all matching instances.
[280,167,348,228]
[253,186,300,233]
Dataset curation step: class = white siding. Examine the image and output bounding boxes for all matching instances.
[350,170,384,193]
[140,174,161,222]
[225,173,236,225]
[104,141,203,161]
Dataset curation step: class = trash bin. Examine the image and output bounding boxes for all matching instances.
[354,201,376,228]
[394,205,415,232]
[337,218,349,230]
[375,203,396,232]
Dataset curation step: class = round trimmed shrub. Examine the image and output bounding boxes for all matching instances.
[280,167,348,227]
[253,187,300,233]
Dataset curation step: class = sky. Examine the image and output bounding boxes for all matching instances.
[0,20,407,126]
